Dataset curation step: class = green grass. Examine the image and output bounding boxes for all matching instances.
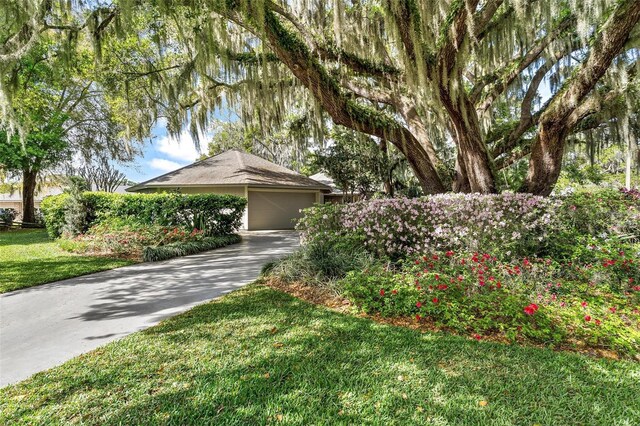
[1,285,638,425]
[0,229,134,293]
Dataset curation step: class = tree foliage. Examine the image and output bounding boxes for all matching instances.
[2,0,640,195]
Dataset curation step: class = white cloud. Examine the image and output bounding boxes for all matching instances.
[155,131,202,162]
[149,158,182,173]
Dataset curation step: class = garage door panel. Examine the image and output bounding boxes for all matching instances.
[248,191,315,230]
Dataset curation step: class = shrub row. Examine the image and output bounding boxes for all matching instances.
[143,234,241,262]
[41,192,247,238]
[296,189,640,260]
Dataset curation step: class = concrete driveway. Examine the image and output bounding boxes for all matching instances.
[0,231,298,387]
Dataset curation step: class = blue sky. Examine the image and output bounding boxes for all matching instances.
[119,123,203,183]
[119,109,235,184]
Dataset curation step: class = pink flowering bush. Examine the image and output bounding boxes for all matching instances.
[299,193,561,259]
[299,189,640,261]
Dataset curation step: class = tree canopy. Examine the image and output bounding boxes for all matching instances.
[2,0,639,195]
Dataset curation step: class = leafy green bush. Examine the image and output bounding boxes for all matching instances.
[40,193,69,238]
[0,208,17,226]
[143,234,241,262]
[547,189,640,260]
[41,192,247,237]
[268,236,375,286]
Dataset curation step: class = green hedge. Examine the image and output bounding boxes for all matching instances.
[41,192,247,238]
[143,234,242,262]
[40,193,70,238]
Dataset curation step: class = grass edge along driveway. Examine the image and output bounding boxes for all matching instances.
[1,284,638,425]
[0,229,133,293]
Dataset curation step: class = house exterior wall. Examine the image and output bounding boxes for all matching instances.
[0,200,45,218]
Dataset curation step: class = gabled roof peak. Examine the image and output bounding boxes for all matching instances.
[127,149,330,192]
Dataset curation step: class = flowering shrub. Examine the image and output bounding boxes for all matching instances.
[60,219,206,259]
[341,251,640,357]
[298,189,640,261]
[299,193,561,259]
[282,189,640,357]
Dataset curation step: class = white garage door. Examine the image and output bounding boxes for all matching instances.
[248,191,316,230]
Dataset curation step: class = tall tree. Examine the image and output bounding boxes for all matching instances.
[0,117,69,223]
[0,37,133,222]
[3,1,640,195]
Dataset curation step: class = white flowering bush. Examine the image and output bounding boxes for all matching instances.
[298,193,562,259]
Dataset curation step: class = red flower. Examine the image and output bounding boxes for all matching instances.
[595,319,602,326]
[434,274,440,280]
[584,315,591,322]
[416,301,422,308]
[379,289,385,296]
[415,314,422,321]
[445,250,454,257]
[437,284,448,290]
[523,303,539,315]
[472,334,482,340]
[432,297,439,304]
[391,289,398,295]
[581,301,588,308]
[496,282,502,289]
[432,254,439,261]
[609,306,617,313]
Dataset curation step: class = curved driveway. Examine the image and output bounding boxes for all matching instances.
[0,231,298,387]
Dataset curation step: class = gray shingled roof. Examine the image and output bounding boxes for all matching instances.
[127,150,331,192]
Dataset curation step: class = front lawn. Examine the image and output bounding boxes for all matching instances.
[1,285,638,425]
[0,229,134,293]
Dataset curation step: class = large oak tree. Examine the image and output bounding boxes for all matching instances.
[2,1,640,195]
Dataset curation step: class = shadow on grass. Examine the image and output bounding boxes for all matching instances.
[2,286,639,425]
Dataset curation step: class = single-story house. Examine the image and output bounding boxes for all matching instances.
[126,150,331,230]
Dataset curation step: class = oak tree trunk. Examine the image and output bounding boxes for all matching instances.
[22,168,37,226]
[440,89,496,193]
[521,123,567,196]
[452,151,472,193]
